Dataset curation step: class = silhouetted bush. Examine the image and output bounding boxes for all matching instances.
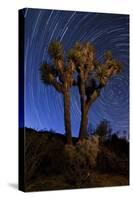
[104,134,129,158]
[97,146,129,175]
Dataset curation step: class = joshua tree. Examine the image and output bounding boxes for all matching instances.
[40,41,75,144]
[68,42,122,140]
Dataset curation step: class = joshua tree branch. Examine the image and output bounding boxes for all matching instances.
[48,72,63,93]
[54,58,64,77]
[86,89,100,108]
[90,89,100,104]
[40,63,63,93]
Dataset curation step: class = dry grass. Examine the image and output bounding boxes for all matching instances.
[25,172,129,192]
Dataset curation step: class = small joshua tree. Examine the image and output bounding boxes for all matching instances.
[40,41,76,144]
[68,42,122,140]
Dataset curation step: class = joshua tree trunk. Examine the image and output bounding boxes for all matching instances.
[79,102,90,140]
[64,89,72,144]
[79,89,99,140]
[78,79,89,140]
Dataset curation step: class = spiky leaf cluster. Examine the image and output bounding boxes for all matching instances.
[48,41,64,59]
[40,63,56,85]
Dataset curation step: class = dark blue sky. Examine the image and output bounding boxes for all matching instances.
[22,8,129,137]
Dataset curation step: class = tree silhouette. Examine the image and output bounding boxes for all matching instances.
[68,42,122,140]
[96,119,111,143]
[40,41,76,144]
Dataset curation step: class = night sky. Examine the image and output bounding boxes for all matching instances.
[22,8,129,137]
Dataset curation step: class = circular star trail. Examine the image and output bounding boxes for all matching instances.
[23,8,129,137]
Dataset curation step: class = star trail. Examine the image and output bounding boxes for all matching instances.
[21,8,129,137]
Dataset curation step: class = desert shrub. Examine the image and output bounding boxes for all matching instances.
[25,132,65,184]
[63,136,99,185]
[38,136,65,175]
[97,146,129,175]
[76,136,99,168]
[104,134,129,158]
